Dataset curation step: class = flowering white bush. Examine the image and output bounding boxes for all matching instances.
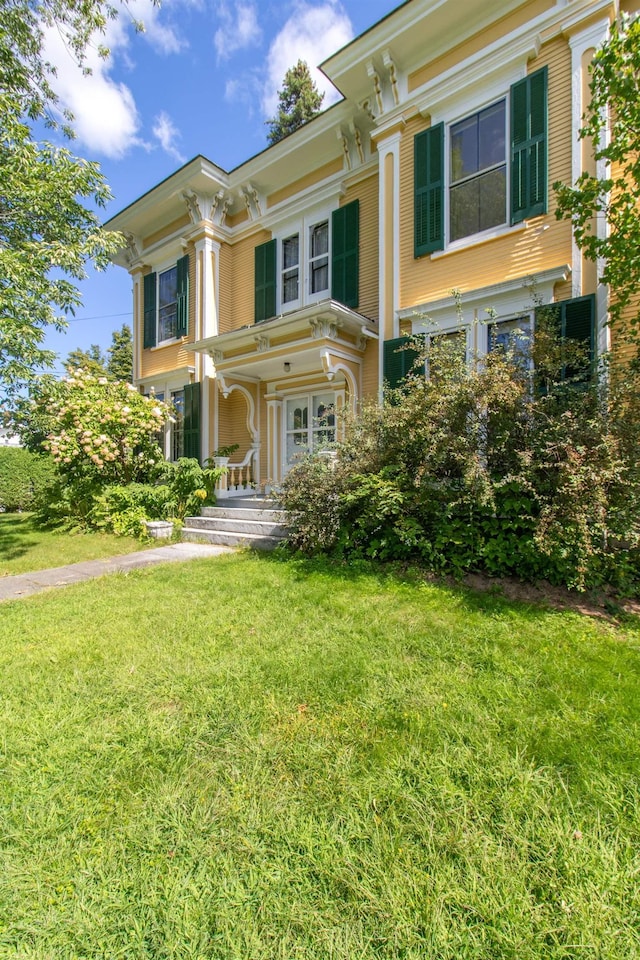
[31,369,171,486]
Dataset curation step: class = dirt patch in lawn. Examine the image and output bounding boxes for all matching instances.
[459,571,640,624]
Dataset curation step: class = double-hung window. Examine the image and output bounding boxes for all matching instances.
[143,254,189,348]
[309,221,329,295]
[254,201,359,323]
[282,234,300,305]
[414,66,548,257]
[450,100,506,242]
[158,266,178,342]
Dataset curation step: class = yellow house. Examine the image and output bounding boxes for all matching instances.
[107,0,633,495]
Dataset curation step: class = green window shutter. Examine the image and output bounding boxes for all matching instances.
[143,272,157,349]
[414,123,444,257]
[383,336,424,392]
[535,294,595,383]
[331,199,359,308]
[183,381,201,462]
[511,67,547,223]
[254,239,276,323]
[176,254,189,338]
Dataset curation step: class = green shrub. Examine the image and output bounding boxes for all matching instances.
[0,447,57,511]
[281,322,640,593]
[89,483,173,537]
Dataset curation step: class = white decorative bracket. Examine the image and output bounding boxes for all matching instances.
[366,60,384,115]
[123,232,141,267]
[382,50,400,107]
[240,183,263,221]
[254,334,270,353]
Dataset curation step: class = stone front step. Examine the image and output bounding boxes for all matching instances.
[181,527,285,550]
[182,499,287,551]
[200,506,285,523]
[184,515,286,537]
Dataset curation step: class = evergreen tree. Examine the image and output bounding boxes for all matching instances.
[107,324,133,382]
[65,344,108,377]
[266,60,324,146]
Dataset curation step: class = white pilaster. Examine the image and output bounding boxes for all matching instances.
[376,130,402,398]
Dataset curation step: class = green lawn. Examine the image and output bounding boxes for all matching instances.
[0,512,144,576]
[0,552,638,959]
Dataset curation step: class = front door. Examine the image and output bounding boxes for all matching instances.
[284,391,336,471]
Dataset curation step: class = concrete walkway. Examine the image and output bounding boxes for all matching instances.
[0,542,235,603]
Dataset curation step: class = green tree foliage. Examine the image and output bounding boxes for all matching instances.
[266,60,324,145]
[0,446,57,511]
[107,323,133,382]
[0,0,134,399]
[63,324,133,380]
[554,13,640,336]
[65,344,108,377]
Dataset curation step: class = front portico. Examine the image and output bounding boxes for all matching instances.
[189,299,378,492]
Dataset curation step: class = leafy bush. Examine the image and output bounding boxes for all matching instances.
[0,447,57,511]
[86,460,225,538]
[281,321,640,593]
[89,484,173,537]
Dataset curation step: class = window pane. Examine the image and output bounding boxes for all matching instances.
[311,222,328,257]
[283,235,299,269]
[287,400,308,431]
[478,100,505,169]
[478,166,507,232]
[283,269,298,303]
[311,258,328,294]
[450,114,478,181]
[171,389,184,460]
[450,166,506,241]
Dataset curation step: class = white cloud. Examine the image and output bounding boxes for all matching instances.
[40,1,194,159]
[214,1,262,61]
[152,111,187,164]
[42,24,142,159]
[262,1,353,118]
[126,0,188,55]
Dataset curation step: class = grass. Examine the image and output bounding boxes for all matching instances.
[0,551,638,958]
[0,512,144,576]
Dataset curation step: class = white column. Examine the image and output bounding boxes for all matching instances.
[266,396,283,487]
[376,130,402,398]
[569,19,610,355]
[195,235,220,460]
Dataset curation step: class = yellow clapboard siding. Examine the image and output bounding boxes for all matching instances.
[218,243,233,334]
[399,36,573,312]
[229,229,272,331]
[409,0,555,92]
[342,173,379,322]
[268,159,344,208]
[217,390,252,456]
[143,215,191,251]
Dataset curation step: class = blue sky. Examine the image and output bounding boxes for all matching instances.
[41,0,397,373]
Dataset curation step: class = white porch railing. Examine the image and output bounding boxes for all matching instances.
[214,445,259,499]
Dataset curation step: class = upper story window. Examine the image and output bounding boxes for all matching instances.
[449,100,506,242]
[254,201,359,324]
[282,234,300,305]
[414,67,547,258]
[309,220,329,295]
[158,266,178,342]
[143,254,189,349]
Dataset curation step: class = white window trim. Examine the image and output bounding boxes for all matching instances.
[154,258,180,348]
[273,204,333,314]
[444,94,509,250]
